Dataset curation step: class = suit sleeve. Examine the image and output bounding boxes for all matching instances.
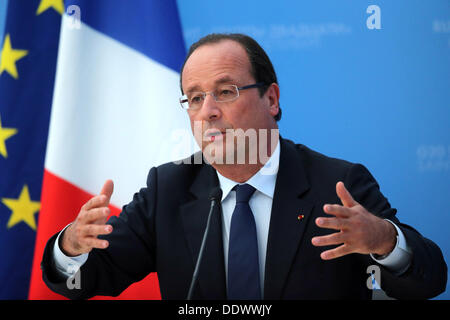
[344,163,447,299]
[41,167,159,299]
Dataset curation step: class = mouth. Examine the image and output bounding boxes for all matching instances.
[203,128,225,142]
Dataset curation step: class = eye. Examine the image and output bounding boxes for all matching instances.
[219,89,233,96]
[189,94,203,104]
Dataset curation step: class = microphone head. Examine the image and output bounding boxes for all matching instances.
[209,186,223,202]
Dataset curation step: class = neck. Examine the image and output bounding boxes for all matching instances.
[213,163,263,183]
[212,133,279,183]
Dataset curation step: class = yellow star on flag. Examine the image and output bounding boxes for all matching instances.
[0,115,18,158]
[36,0,65,15]
[0,34,28,80]
[1,185,41,230]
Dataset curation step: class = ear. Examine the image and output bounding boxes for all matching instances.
[265,83,280,118]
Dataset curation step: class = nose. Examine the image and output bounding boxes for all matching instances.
[199,93,221,121]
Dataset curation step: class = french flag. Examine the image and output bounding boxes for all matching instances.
[29,0,195,299]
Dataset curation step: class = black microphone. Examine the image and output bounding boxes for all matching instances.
[187,186,222,300]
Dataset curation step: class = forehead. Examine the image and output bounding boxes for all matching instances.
[182,40,253,92]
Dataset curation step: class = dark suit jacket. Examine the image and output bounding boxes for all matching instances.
[41,138,447,299]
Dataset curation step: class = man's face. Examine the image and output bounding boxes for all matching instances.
[181,40,279,165]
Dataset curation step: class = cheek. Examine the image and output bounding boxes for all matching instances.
[232,102,264,128]
[188,112,200,129]
[188,113,212,151]
[226,98,255,123]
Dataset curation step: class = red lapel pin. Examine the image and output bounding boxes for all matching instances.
[297,214,305,221]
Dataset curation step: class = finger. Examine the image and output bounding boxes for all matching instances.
[82,194,109,211]
[320,244,353,260]
[82,237,109,250]
[80,207,110,224]
[323,204,353,218]
[100,179,114,205]
[81,224,113,238]
[316,217,348,231]
[336,181,358,208]
[312,231,345,247]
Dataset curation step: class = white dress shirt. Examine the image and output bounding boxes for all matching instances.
[54,139,412,293]
[217,141,280,297]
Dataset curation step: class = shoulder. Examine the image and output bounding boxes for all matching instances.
[145,151,209,190]
[282,138,355,176]
[281,138,379,192]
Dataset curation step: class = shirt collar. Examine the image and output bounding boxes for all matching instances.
[216,139,280,201]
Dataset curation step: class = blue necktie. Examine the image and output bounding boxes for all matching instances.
[227,183,261,300]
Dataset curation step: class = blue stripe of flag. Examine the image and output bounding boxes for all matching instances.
[65,0,186,73]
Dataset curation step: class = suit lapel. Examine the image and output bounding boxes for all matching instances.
[264,139,314,299]
[179,161,227,299]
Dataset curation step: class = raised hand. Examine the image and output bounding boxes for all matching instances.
[311,181,397,260]
[61,180,114,256]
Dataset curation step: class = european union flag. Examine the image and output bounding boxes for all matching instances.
[0,0,63,299]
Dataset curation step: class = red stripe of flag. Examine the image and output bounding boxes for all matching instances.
[28,169,161,300]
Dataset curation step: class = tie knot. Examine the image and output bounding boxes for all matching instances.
[234,183,256,203]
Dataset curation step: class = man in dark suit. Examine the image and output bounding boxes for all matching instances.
[41,33,447,300]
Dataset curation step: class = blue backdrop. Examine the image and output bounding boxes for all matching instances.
[176,0,450,299]
[0,0,448,299]
[178,0,450,299]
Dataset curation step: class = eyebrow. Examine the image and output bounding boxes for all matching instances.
[185,76,236,94]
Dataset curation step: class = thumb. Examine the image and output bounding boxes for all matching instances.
[100,179,114,205]
[336,181,357,208]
